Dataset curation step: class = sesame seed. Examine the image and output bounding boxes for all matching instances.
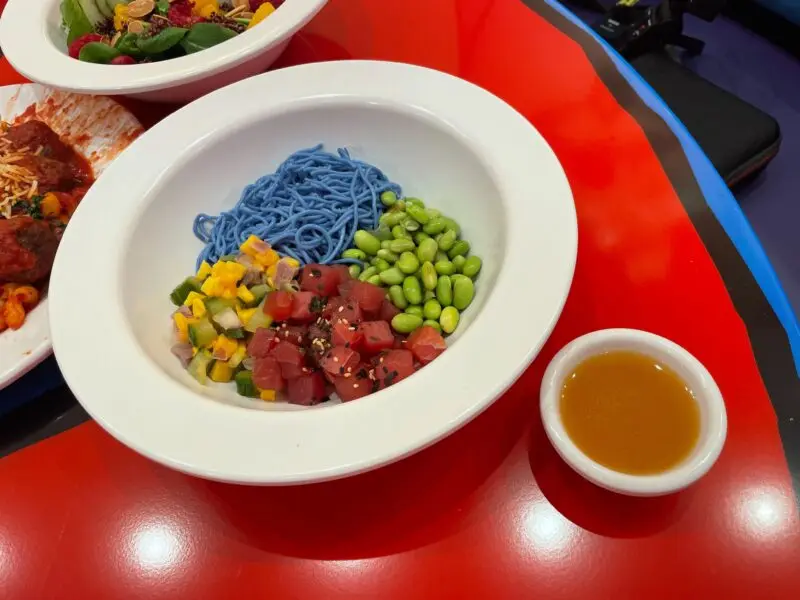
[338,306,344,312]
[333,356,339,363]
[344,373,351,378]
[353,384,359,388]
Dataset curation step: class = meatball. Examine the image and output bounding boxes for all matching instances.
[5,120,73,162]
[17,155,77,191]
[0,217,59,284]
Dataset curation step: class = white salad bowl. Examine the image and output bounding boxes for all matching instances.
[49,61,578,484]
[0,0,328,103]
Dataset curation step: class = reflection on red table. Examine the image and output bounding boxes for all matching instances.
[0,0,798,598]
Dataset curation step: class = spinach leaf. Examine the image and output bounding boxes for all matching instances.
[180,23,238,55]
[136,27,189,56]
[115,32,144,58]
[61,0,94,44]
[78,41,120,64]
[155,0,170,15]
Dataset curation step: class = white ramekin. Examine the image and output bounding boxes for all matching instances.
[540,329,727,497]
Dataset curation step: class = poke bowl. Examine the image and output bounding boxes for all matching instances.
[0,0,328,103]
[49,61,578,484]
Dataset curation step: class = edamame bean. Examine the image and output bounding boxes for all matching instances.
[434,260,456,275]
[395,200,406,211]
[453,276,475,310]
[381,240,392,250]
[389,285,408,309]
[392,225,412,240]
[403,276,423,305]
[406,203,430,224]
[392,313,423,334]
[348,264,362,278]
[423,299,442,320]
[437,229,457,252]
[403,219,420,232]
[436,251,449,263]
[450,274,469,285]
[420,261,438,291]
[427,209,441,219]
[381,190,398,207]
[424,290,436,301]
[405,197,425,208]
[373,258,391,272]
[379,267,405,286]
[377,249,399,263]
[463,256,482,278]
[354,230,381,255]
[397,251,420,274]
[417,238,438,263]
[367,275,382,286]
[380,211,406,227]
[405,305,424,318]
[448,240,470,259]
[414,232,431,245]
[342,248,367,261]
[423,320,442,333]
[452,254,467,272]
[423,217,447,235]
[358,266,378,281]
[389,239,416,254]
[440,306,460,334]
[436,275,453,306]
[441,217,461,235]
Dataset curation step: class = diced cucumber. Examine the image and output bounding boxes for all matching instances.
[235,371,258,398]
[188,318,217,348]
[187,351,213,385]
[170,277,202,306]
[247,284,270,307]
[204,297,235,315]
[244,304,274,333]
[219,254,238,262]
[224,327,245,339]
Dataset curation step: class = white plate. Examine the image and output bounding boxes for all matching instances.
[0,84,142,390]
[50,61,578,484]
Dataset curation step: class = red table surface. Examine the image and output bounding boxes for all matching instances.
[1,0,799,598]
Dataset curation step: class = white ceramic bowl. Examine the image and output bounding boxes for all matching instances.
[0,0,328,103]
[50,61,578,484]
[0,83,142,391]
[540,329,727,497]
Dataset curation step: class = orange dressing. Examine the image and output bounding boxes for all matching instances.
[560,351,701,475]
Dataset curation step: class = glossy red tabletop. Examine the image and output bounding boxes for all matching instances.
[1,0,799,598]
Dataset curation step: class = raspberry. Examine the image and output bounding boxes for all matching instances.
[68,33,104,60]
[167,0,198,28]
[110,55,138,65]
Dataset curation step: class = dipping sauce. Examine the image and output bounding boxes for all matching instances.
[560,351,701,475]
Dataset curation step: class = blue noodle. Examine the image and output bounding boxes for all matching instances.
[193,145,402,269]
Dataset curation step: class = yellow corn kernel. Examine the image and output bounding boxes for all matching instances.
[183,291,206,307]
[249,2,275,29]
[254,249,279,268]
[260,389,277,402]
[240,234,266,257]
[209,360,234,383]
[196,261,213,281]
[191,298,206,318]
[237,285,255,304]
[228,344,248,368]
[41,193,61,218]
[236,307,257,326]
[114,4,130,30]
[282,257,300,269]
[201,276,221,297]
[173,312,189,342]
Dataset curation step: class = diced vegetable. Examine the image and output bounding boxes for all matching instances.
[187,351,213,384]
[244,304,274,333]
[171,276,203,306]
[61,0,94,44]
[204,297,235,315]
[209,360,234,383]
[247,284,270,307]
[235,370,258,397]
[188,317,217,348]
[211,307,242,331]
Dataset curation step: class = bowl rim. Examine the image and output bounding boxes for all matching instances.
[49,60,578,484]
[539,328,728,497]
[0,0,329,95]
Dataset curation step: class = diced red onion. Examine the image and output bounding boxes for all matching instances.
[251,239,271,254]
[273,259,299,289]
[242,357,255,371]
[236,253,255,267]
[171,343,194,368]
[177,305,192,317]
[242,267,263,287]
